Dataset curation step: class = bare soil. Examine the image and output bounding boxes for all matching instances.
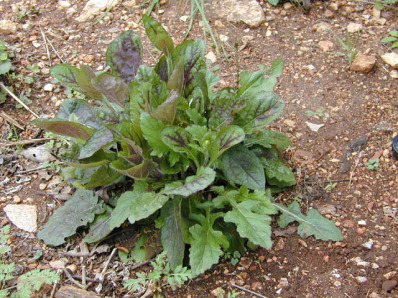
[1,0,398,297]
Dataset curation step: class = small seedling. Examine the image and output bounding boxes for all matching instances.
[366,158,379,170]
[381,30,398,49]
[375,0,398,10]
[305,108,326,119]
[324,179,337,192]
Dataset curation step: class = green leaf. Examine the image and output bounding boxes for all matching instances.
[160,126,193,154]
[110,190,169,229]
[140,112,170,157]
[265,58,284,77]
[220,144,265,190]
[142,14,174,55]
[189,213,229,276]
[17,269,59,297]
[106,30,142,84]
[83,165,122,188]
[276,202,343,241]
[78,128,114,159]
[381,36,397,43]
[37,190,103,246]
[84,206,113,243]
[260,148,295,187]
[245,130,291,149]
[32,119,93,141]
[50,64,82,91]
[91,73,129,106]
[164,167,216,197]
[389,30,398,37]
[110,158,156,179]
[224,199,273,249]
[57,98,103,129]
[161,198,185,270]
[0,61,12,75]
[209,125,245,162]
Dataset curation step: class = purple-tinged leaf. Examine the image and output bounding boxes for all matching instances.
[78,128,114,159]
[57,98,103,129]
[160,126,192,154]
[142,14,174,55]
[50,64,82,92]
[152,91,178,123]
[237,92,284,133]
[220,144,265,190]
[92,73,129,106]
[32,119,93,141]
[167,58,184,94]
[164,167,216,197]
[115,122,144,156]
[209,125,245,163]
[155,55,168,81]
[181,40,206,98]
[106,30,142,85]
[110,159,156,180]
[76,65,103,99]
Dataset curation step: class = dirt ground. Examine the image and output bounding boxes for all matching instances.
[1,0,398,297]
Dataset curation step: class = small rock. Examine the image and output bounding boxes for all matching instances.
[329,2,339,11]
[306,121,324,132]
[76,0,118,22]
[350,53,376,73]
[4,204,37,232]
[44,83,54,92]
[211,287,225,297]
[347,23,363,33]
[283,2,293,9]
[277,278,289,289]
[122,0,136,8]
[50,259,67,269]
[381,52,398,68]
[0,20,17,35]
[369,292,382,298]
[13,196,21,204]
[59,0,71,8]
[83,55,95,63]
[219,34,229,42]
[324,9,334,18]
[362,239,374,250]
[318,40,334,52]
[274,238,285,251]
[358,220,367,226]
[265,29,272,37]
[32,42,41,48]
[390,70,398,79]
[205,51,217,64]
[384,271,397,279]
[211,0,265,28]
[313,22,329,33]
[356,276,368,283]
[283,119,296,127]
[180,15,189,22]
[66,264,78,273]
[382,280,397,292]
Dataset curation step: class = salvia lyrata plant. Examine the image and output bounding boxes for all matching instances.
[34,15,343,278]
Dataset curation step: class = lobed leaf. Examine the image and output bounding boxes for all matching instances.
[189,213,229,276]
[37,190,103,246]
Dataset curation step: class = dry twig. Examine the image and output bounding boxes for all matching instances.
[231,284,267,298]
[39,25,52,66]
[0,82,40,118]
[0,138,52,148]
[1,111,25,130]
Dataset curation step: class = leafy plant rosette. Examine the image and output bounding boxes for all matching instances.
[34,15,343,277]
